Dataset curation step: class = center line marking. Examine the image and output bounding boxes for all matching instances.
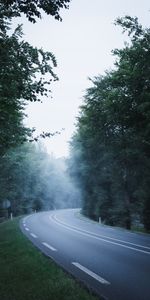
[51,215,150,255]
[72,262,110,285]
[30,233,37,238]
[42,242,57,251]
[25,227,29,231]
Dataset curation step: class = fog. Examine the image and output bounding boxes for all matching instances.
[37,154,82,211]
[0,142,81,217]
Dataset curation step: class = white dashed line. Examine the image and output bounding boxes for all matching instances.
[30,233,37,238]
[72,262,110,285]
[42,242,57,251]
[25,227,29,231]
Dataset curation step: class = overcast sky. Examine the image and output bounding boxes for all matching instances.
[17,0,150,157]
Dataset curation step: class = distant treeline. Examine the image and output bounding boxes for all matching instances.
[0,143,80,217]
[70,16,150,232]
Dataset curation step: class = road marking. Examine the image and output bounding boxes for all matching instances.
[30,233,37,238]
[25,227,29,231]
[23,214,35,223]
[72,262,110,285]
[50,214,150,255]
[42,242,57,251]
[53,215,150,250]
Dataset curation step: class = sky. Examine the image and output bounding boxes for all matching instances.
[16,0,150,158]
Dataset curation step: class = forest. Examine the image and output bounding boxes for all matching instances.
[70,16,150,231]
[0,1,150,232]
[0,142,80,217]
[0,0,78,218]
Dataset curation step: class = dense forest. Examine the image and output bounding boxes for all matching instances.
[0,1,150,233]
[0,0,76,218]
[70,16,150,232]
[0,142,80,217]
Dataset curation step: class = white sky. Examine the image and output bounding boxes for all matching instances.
[18,0,150,157]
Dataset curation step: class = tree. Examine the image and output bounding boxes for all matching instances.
[0,19,58,155]
[0,142,80,215]
[0,0,72,155]
[70,16,150,231]
[0,0,73,217]
[0,0,71,22]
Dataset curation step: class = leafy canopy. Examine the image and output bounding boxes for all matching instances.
[0,0,71,22]
[0,21,58,155]
[70,16,150,231]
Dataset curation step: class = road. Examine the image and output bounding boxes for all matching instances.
[20,209,150,300]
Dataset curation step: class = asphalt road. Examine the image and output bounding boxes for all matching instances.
[20,209,150,300]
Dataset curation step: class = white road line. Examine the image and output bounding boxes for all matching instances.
[72,262,110,285]
[51,215,150,255]
[25,227,29,231]
[42,242,57,251]
[30,233,37,238]
[23,214,35,223]
[54,215,150,250]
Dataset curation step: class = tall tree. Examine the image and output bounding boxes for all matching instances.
[0,0,72,217]
[0,0,71,155]
[0,21,58,155]
[70,16,150,231]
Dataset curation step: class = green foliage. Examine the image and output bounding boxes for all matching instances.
[0,0,71,155]
[0,142,80,215]
[0,0,74,218]
[0,18,58,155]
[114,16,143,39]
[70,16,150,231]
[0,0,71,23]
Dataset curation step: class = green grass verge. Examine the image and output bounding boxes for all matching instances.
[77,211,149,235]
[0,218,99,300]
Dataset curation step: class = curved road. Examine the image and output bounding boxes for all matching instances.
[20,209,150,300]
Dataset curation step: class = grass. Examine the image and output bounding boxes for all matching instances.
[131,225,149,234]
[77,211,150,235]
[0,218,99,300]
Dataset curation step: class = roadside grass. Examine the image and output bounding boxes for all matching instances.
[77,211,149,235]
[0,218,99,300]
[131,225,149,234]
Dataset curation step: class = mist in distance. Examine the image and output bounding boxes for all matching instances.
[0,142,81,218]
